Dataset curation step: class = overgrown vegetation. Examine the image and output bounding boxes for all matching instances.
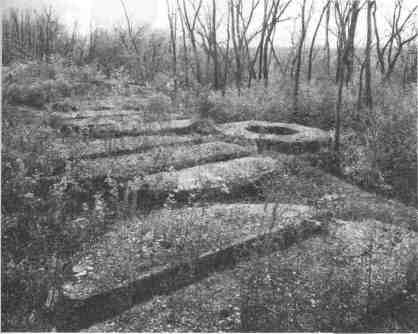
[2,0,417,331]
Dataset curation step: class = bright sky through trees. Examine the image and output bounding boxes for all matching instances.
[2,0,416,47]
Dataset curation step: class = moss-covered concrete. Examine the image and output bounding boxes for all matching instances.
[85,219,417,332]
[75,141,253,180]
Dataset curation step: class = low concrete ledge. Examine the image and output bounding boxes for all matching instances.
[56,203,323,330]
[75,141,253,180]
[52,135,203,160]
[128,156,281,206]
[52,109,145,120]
[85,219,417,332]
[61,119,195,138]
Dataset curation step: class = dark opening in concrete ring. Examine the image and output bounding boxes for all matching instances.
[218,120,330,154]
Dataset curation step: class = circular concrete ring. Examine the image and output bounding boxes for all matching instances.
[218,120,330,154]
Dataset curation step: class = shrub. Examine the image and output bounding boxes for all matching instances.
[1,103,115,330]
[208,86,266,123]
[153,72,172,92]
[372,86,417,205]
[145,92,173,116]
[51,98,78,113]
[120,96,147,111]
[1,123,69,329]
[2,59,111,108]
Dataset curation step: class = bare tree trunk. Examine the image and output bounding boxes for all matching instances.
[177,1,189,87]
[45,7,51,62]
[333,0,350,159]
[335,61,344,155]
[181,0,203,84]
[222,5,231,96]
[262,0,292,87]
[258,0,269,80]
[120,0,139,54]
[293,0,308,113]
[307,1,329,82]
[248,43,259,87]
[212,0,220,90]
[262,0,278,87]
[345,0,360,84]
[364,0,373,109]
[372,4,385,75]
[191,38,201,84]
[325,3,331,76]
[269,38,283,72]
[167,0,178,96]
[356,59,365,112]
[227,0,261,90]
[384,35,418,82]
[230,0,242,93]
[206,49,211,83]
[402,60,408,90]
[120,0,143,80]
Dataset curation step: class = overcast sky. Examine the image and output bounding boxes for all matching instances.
[2,0,416,47]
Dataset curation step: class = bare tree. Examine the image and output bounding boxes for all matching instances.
[176,0,189,86]
[324,1,331,75]
[211,0,220,89]
[87,23,98,62]
[364,0,373,108]
[230,0,241,91]
[334,0,351,83]
[307,0,330,82]
[234,0,290,88]
[333,0,360,157]
[262,0,292,87]
[63,21,79,59]
[179,0,203,84]
[229,0,261,92]
[167,0,178,94]
[119,0,145,80]
[222,4,231,95]
[193,0,222,89]
[2,7,62,64]
[403,44,417,86]
[287,20,299,79]
[119,0,140,55]
[344,0,361,83]
[373,0,418,81]
[356,57,366,111]
[293,0,311,112]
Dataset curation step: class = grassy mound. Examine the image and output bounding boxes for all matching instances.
[76,141,252,180]
[86,219,417,332]
[52,135,203,159]
[129,156,281,204]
